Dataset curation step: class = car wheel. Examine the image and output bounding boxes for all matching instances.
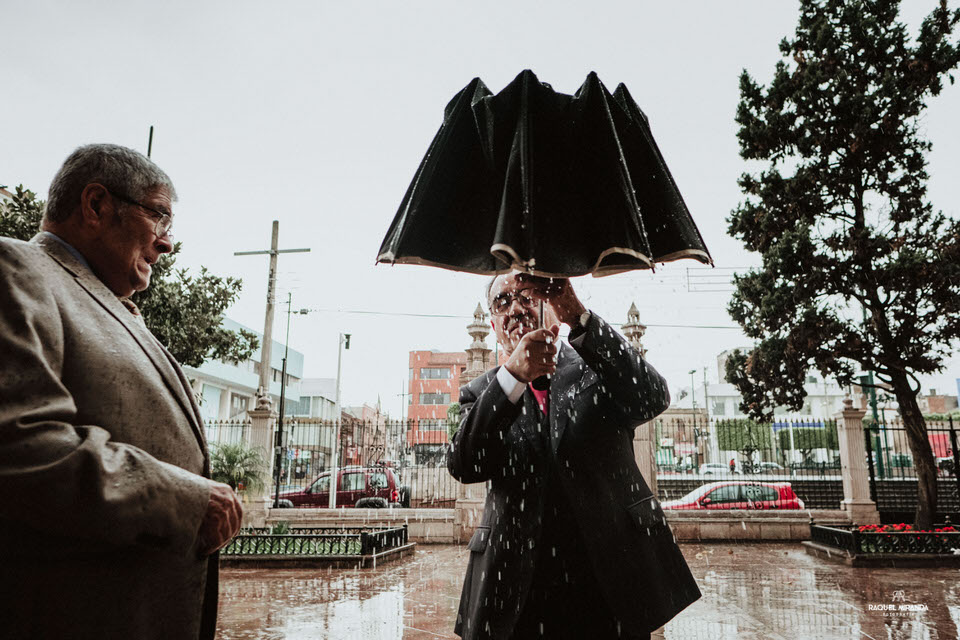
[356,497,388,509]
[276,499,294,508]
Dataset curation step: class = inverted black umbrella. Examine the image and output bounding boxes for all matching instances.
[377,69,712,277]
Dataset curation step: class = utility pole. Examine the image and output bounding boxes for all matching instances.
[147,126,154,158]
[234,221,309,407]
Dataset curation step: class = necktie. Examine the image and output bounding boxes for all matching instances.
[529,384,548,415]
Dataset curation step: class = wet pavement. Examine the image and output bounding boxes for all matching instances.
[217,542,960,639]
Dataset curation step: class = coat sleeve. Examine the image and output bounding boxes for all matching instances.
[446,370,524,484]
[0,241,210,554]
[570,313,671,425]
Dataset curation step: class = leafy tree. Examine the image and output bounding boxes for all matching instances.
[0,185,43,240]
[130,247,259,368]
[716,419,773,466]
[776,424,839,462]
[447,402,461,441]
[210,441,267,493]
[0,185,258,369]
[726,0,960,529]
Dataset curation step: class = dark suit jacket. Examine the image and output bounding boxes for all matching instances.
[0,235,216,639]
[448,313,701,639]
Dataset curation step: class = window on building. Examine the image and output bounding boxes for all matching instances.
[712,400,726,416]
[419,418,447,430]
[253,362,261,375]
[230,394,250,418]
[419,392,451,405]
[409,367,413,381]
[420,367,451,380]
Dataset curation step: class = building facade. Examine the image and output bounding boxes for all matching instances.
[182,317,304,424]
[407,350,467,463]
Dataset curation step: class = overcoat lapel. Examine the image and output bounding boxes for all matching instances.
[549,342,584,456]
[34,235,208,460]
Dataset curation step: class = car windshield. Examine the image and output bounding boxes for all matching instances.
[678,484,720,501]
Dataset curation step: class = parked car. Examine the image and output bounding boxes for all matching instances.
[661,481,805,510]
[276,465,407,508]
[699,463,740,475]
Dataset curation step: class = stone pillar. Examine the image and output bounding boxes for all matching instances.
[635,420,658,497]
[454,480,488,543]
[244,400,277,527]
[835,396,880,524]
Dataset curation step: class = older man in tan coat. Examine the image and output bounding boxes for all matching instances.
[0,144,242,639]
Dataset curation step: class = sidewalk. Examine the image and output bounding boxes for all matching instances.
[216,542,958,639]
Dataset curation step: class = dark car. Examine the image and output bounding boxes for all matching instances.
[661,481,805,510]
[276,465,407,508]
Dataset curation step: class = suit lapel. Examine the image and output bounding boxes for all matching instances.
[34,235,208,460]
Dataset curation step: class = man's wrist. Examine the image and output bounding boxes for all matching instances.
[497,366,526,403]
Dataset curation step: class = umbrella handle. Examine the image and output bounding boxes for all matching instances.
[532,298,551,390]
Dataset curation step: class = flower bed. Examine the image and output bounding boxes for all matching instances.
[853,523,959,554]
[805,522,960,566]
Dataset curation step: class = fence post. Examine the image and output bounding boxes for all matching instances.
[864,428,878,503]
[245,404,278,527]
[949,416,960,517]
[635,417,659,497]
[835,397,880,525]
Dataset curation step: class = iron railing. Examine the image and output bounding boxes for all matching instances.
[222,526,408,556]
[653,416,841,509]
[863,417,960,520]
[206,418,459,508]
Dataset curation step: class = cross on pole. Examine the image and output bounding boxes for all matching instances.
[235,220,310,406]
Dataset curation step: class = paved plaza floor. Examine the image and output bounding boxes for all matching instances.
[217,542,959,639]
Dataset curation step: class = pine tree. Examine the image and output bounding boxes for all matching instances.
[727,0,960,529]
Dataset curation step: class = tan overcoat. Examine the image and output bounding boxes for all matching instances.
[0,234,217,639]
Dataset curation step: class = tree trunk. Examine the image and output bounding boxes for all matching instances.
[890,372,937,530]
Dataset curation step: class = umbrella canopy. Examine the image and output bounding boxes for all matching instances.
[377,70,712,278]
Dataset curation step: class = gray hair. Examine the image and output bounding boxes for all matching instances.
[44,144,177,224]
[485,275,499,309]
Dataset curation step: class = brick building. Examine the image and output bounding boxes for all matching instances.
[407,350,467,463]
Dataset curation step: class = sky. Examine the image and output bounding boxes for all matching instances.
[3,0,959,417]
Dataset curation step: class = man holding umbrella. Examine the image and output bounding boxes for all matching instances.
[447,272,701,640]
[378,69,709,639]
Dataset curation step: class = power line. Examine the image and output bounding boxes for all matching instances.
[296,306,742,329]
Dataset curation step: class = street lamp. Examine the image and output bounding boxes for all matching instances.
[273,294,311,508]
[329,332,351,508]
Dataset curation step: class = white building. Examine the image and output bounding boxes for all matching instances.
[182,317,304,424]
[674,349,848,420]
[288,377,338,419]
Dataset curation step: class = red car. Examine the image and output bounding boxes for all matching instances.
[661,481,805,510]
[276,465,406,508]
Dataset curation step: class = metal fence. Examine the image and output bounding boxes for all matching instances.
[206,418,459,508]
[864,416,960,521]
[222,526,409,556]
[652,416,842,509]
